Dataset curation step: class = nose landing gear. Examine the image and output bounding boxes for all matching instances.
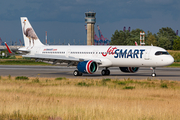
[150,67,156,77]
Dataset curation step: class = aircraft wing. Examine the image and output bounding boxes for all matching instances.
[22,54,102,66]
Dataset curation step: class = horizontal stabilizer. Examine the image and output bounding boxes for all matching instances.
[18,47,31,52]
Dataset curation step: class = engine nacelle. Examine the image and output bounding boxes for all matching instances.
[119,67,139,73]
[77,60,98,74]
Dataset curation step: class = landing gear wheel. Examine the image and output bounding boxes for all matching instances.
[106,69,110,75]
[101,69,106,76]
[151,73,156,77]
[78,72,82,76]
[73,70,82,76]
[73,70,78,76]
[101,69,110,76]
[150,67,156,77]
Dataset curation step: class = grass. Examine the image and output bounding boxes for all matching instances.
[167,62,180,67]
[55,77,67,80]
[15,76,29,80]
[32,77,40,83]
[123,86,135,90]
[77,82,90,87]
[0,59,50,65]
[102,78,111,82]
[0,76,180,120]
[160,83,168,88]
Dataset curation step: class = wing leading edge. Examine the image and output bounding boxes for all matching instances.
[22,54,102,66]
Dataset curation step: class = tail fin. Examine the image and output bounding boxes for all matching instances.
[20,17,44,48]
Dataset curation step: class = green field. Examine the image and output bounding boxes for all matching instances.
[167,62,180,67]
[0,76,180,120]
[0,59,50,65]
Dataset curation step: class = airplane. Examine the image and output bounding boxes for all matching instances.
[5,42,12,54]
[11,17,175,77]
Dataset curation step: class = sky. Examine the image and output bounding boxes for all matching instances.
[0,0,180,45]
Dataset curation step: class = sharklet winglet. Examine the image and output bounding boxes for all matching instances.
[5,42,12,54]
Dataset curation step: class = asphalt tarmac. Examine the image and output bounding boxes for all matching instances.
[0,65,180,80]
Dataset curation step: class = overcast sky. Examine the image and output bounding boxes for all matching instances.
[0,0,180,45]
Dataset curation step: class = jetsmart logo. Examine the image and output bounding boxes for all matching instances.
[102,46,145,58]
[102,46,117,57]
[43,48,57,51]
[114,49,145,58]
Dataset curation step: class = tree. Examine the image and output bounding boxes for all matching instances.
[110,27,177,48]
[110,30,130,45]
[157,27,176,49]
[158,36,171,50]
[146,31,158,46]
[173,36,180,50]
[110,28,143,45]
[127,28,144,45]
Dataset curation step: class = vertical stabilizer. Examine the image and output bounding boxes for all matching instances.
[20,17,43,49]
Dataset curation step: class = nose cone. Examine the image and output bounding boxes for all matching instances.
[166,56,174,66]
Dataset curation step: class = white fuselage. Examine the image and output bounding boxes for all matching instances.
[27,45,174,67]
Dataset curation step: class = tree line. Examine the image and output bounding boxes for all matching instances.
[110,27,180,50]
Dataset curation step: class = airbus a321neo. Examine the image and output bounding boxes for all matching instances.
[11,17,174,77]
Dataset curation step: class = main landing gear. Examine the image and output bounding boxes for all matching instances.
[151,67,156,77]
[101,68,110,76]
[73,70,82,76]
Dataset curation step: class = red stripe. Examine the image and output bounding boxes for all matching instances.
[5,42,12,54]
[86,60,93,74]
[128,67,133,73]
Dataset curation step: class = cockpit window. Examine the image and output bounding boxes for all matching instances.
[155,51,169,55]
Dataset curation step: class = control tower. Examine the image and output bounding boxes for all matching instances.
[85,11,96,45]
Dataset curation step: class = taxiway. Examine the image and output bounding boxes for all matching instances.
[0,65,180,80]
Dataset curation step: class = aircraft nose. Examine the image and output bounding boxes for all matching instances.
[166,56,174,65]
